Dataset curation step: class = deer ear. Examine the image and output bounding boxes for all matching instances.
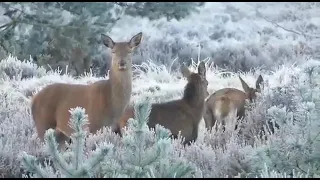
[239,76,250,94]
[180,64,191,78]
[129,32,143,49]
[198,61,206,78]
[256,75,264,91]
[101,34,115,49]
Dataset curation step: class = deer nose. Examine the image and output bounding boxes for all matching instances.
[119,61,126,67]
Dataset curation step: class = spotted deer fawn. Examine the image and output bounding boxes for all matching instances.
[31,32,143,149]
[204,75,263,132]
[117,62,209,145]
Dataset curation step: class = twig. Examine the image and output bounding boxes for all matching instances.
[256,9,320,39]
[0,21,14,30]
[0,9,23,31]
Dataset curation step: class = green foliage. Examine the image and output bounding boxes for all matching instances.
[101,99,197,178]
[0,2,204,77]
[124,2,205,21]
[244,64,320,178]
[21,107,113,178]
[20,101,197,178]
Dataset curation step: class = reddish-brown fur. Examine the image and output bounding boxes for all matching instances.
[117,62,209,145]
[31,32,143,149]
[118,105,135,129]
[204,75,264,131]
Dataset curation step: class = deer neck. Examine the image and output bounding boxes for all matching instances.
[183,83,205,116]
[109,65,132,115]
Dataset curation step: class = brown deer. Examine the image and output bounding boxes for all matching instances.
[204,75,263,132]
[117,62,209,145]
[31,32,143,149]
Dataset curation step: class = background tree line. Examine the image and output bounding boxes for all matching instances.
[0,2,205,77]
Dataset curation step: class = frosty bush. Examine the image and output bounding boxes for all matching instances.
[0,55,47,81]
[0,83,44,178]
[1,53,320,178]
[240,62,320,177]
[21,101,197,178]
[102,99,197,178]
[2,3,319,76]
[260,164,309,178]
[21,107,114,178]
[170,59,320,178]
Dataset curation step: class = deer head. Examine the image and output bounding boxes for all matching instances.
[239,75,264,102]
[101,32,143,71]
[181,62,209,98]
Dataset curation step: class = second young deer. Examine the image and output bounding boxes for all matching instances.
[117,62,209,145]
[204,75,264,132]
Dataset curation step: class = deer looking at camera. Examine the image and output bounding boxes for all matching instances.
[117,62,209,145]
[204,75,264,132]
[31,32,143,149]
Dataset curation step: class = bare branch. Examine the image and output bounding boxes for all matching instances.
[256,9,320,39]
[0,10,23,31]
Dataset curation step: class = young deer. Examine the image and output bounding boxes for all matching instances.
[31,32,143,149]
[117,62,209,145]
[204,75,263,132]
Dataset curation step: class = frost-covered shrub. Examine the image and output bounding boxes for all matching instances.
[240,62,320,178]
[172,59,320,178]
[3,3,317,76]
[101,100,197,178]
[1,53,320,178]
[21,107,113,178]
[107,2,320,75]
[21,101,197,178]
[0,55,47,81]
[259,164,309,178]
[0,84,43,178]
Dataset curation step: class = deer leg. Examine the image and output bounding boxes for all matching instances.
[183,124,198,147]
[204,106,216,132]
[111,123,123,137]
[54,129,72,151]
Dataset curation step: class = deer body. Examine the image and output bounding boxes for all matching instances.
[204,75,263,131]
[117,62,209,145]
[31,32,143,148]
[118,105,135,129]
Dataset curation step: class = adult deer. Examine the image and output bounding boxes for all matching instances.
[31,32,143,149]
[203,75,264,132]
[117,62,209,145]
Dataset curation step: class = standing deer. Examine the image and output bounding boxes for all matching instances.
[31,32,143,149]
[117,62,209,145]
[204,75,264,132]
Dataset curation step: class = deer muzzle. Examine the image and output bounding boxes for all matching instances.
[118,61,127,70]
